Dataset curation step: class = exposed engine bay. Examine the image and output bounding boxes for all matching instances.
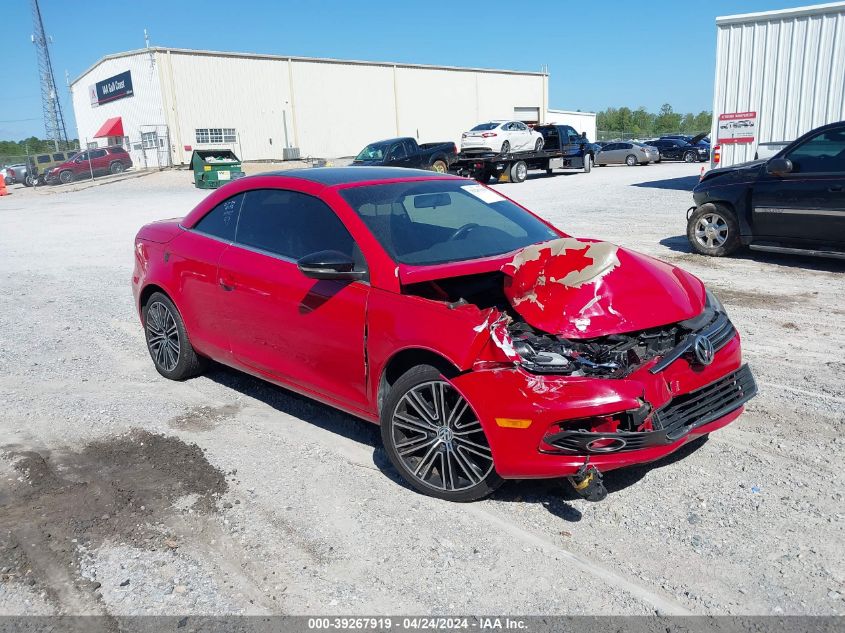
[404,263,730,379]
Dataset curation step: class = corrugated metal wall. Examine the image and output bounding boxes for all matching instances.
[72,49,548,164]
[712,3,845,167]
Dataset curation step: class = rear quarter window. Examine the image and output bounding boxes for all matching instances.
[193,194,244,242]
[37,155,51,164]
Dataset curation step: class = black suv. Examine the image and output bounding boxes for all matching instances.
[650,135,709,163]
[686,120,845,259]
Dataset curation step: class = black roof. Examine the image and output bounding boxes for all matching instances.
[259,166,459,186]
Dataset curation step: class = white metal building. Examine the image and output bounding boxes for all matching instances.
[545,109,596,143]
[711,1,845,167]
[69,47,553,166]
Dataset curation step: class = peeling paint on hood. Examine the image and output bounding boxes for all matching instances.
[502,238,706,338]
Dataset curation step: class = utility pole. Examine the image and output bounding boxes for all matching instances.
[31,0,69,151]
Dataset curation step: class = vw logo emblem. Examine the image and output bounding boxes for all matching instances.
[693,335,715,366]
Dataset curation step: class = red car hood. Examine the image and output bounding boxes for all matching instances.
[501,238,705,338]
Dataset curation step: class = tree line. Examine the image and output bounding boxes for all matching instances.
[597,104,711,139]
[0,137,80,162]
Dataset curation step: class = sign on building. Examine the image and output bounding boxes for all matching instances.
[90,70,134,107]
[717,111,756,144]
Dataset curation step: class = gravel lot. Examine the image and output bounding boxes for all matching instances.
[0,162,842,616]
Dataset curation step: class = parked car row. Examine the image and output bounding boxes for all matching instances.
[2,146,134,187]
[594,133,710,166]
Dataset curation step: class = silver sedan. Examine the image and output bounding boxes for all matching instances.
[595,142,658,166]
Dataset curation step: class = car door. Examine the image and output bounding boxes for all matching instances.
[217,187,370,409]
[598,143,617,164]
[511,122,531,150]
[560,126,580,159]
[89,148,109,174]
[750,126,845,246]
[384,141,414,168]
[175,193,244,360]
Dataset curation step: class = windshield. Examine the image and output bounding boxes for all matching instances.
[355,142,391,161]
[339,180,559,265]
[470,123,500,131]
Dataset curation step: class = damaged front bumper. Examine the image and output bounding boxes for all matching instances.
[451,332,755,479]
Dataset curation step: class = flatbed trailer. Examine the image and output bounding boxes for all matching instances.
[450,149,590,183]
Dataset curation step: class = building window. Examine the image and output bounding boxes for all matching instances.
[195,127,236,144]
[142,132,158,149]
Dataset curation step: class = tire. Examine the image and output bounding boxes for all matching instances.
[655,157,662,163]
[509,160,528,183]
[598,163,606,167]
[583,154,592,173]
[142,291,207,380]
[430,159,447,174]
[534,138,544,151]
[625,154,637,166]
[500,141,510,154]
[684,151,696,163]
[110,161,126,175]
[687,203,741,257]
[24,175,35,187]
[545,168,554,175]
[380,365,503,502]
[58,170,74,184]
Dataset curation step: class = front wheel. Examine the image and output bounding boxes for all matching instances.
[24,175,35,187]
[583,154,592,173]
[143,292,207,380]
[381,365,503,502]
[59,170,74,184]
[430,159,447,173]
[684,151,696,163]
[687,203,740,257]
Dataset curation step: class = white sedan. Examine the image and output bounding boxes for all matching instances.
[460,120,544,154]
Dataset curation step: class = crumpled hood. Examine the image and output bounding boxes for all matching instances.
[502,238,705,338]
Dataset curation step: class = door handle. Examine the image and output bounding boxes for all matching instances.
[219,277,235,292]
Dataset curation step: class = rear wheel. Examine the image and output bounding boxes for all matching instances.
[381,365,503,502]
[430,159,447,173]
[59,170,74,184]
[687,203,740,257]
[500,141,510,154]
[143,291,207,380]
[110,161,126,174]
[509,160,528,183]
[534,138,544,151]
[24,175,35,187]
[625,154,637,166]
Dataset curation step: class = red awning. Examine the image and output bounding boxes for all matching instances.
[93,117,123,138]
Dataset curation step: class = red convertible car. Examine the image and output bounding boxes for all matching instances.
[132,167,756,502]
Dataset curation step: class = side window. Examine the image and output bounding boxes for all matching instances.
[236,189,355,261]
[91,149,107,158]
[402,139,416,156]
[786,129,845,173]
[37,155,51,164]
[194,193,244,241]
[52,153,64,161]
[621,143,632,150]
[515,122,528,131]
[388,143,407,160]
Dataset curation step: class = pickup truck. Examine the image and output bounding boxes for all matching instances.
[352,137,457,172]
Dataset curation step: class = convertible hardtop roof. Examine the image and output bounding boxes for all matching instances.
[260,166,462,186]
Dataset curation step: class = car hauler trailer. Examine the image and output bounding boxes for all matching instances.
[450,124,594,183]
[710,1,845,169]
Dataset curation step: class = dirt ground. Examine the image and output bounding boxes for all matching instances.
[0,162,842,616]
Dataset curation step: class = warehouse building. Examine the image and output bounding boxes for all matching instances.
[69,47,566,167]
[711,1,845,168]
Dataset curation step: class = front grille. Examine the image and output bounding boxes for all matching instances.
[654,364,756,440]
[543,364,756,454]
[650,311,736,374]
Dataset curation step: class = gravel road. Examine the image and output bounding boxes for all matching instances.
[0,163,842,616]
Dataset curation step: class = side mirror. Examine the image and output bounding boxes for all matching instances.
[74,158,82,163]
[766,157,793,176]
[297,250,365,281]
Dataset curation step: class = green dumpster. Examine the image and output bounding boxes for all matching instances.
[190,149,245,189]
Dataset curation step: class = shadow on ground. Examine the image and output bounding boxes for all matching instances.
[659,235,845,273]
[205,364,713,522]
[632,175,701,191]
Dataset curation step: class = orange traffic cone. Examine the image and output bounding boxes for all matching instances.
[699,165,705,181]
[0,178,9,196]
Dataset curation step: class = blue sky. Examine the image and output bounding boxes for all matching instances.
[0,0,808,141]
